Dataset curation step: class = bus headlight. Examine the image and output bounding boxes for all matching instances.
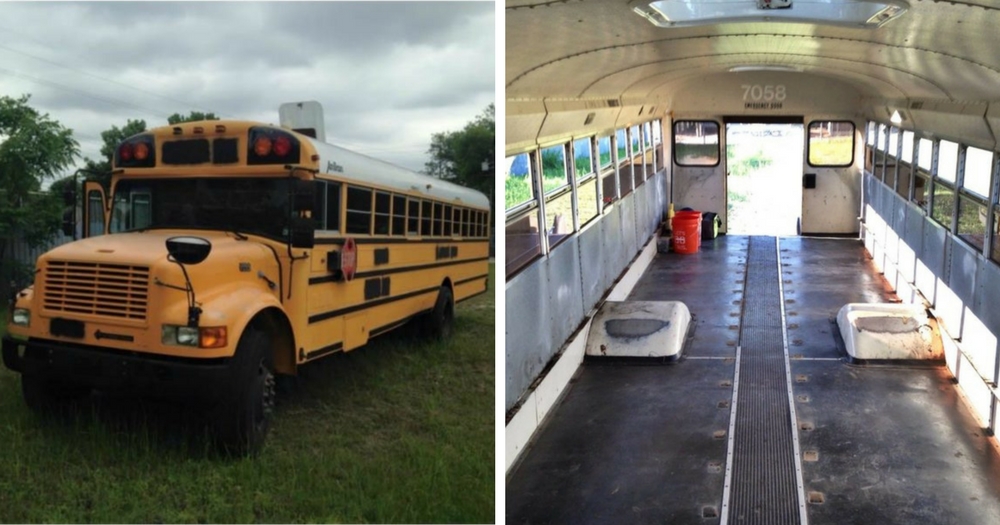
[11,308,30,327]
[162,325,199,346]
[161,325,227,348]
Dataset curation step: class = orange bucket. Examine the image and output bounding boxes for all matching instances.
[672,210,702,254]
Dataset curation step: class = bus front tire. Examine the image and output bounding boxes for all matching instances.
[425,286,454,341]
[214,327,275,456]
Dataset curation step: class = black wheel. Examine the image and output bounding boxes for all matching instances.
[213,328,276,456]
[425,286,454,341]
[21,374,89,414]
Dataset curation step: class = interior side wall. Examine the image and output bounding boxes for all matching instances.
[505,158,668,413]
[862,126,1000,435]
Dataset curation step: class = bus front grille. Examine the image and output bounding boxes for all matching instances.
[43,261,150,321]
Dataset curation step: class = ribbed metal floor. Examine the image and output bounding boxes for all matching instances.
[727,236,803,524]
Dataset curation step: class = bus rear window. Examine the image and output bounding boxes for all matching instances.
[808,121,855,167]
[673,120,720,166]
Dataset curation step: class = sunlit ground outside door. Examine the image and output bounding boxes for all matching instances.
[725,123,803,236]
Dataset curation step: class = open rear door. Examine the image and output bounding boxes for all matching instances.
[83,181,109,238]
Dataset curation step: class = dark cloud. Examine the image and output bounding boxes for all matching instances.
[0,1,494,172]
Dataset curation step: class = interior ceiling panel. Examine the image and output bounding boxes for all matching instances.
[506,0,1000,103]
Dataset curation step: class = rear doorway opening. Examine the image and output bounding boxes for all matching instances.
[725,123,803,236]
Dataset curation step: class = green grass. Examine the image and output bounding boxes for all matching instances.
[0,265,495,523]
[505,176,532,210]
[808,136,853,166]
[675,143,718,165]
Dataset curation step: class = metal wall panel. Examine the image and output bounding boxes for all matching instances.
[634,181,649,246]
[903,201,925,254]
[545,236,586,354]
[645,177,660,235]
[505,262,551,411]
[578,221,607,315]
[891,194,907,261]
[948,238,979,308]
[900,201,924,284]
[884,177,896,214]
[884,193,900,265]
[646,174,666,238]
[601,204,626,292]
[620,194,639,260]
[869,175,881,212]
[921,219,949,286]
[871,179,886,241]
[974,261,1000,338]
[862,173,875,215]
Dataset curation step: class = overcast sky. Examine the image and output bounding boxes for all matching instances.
[0,1,495,175]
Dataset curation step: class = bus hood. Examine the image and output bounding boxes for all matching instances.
[39,231,278,268]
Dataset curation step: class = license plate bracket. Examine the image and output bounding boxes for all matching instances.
[51,318,85,339]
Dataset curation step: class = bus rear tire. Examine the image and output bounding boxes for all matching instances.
[425,286,454,341]
[213,327,275,456]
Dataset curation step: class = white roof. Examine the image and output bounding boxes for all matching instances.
[306,137,490,210]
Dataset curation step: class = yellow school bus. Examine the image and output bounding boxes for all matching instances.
[2,107,491,454]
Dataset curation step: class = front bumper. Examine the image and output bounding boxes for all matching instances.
[2,336,233,398]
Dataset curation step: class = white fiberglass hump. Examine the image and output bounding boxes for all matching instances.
[633,0,907,28]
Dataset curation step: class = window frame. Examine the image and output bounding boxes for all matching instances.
[673,119,721,168]
[345,185,373,235]
[806,120,856,168]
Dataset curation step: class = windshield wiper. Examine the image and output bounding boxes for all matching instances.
[229,230,248,241]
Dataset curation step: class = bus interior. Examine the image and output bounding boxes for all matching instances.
[505,0,1000,523]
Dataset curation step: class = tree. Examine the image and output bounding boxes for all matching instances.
[0,94,79,287]
[83,118,147,189]
[425,104,495,208]
[167,111,219,125]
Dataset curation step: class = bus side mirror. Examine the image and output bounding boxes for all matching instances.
[166,236,212,265]
[292,179,317,213]
[289,216,315,248]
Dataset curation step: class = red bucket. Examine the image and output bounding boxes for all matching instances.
[672,211,702,254]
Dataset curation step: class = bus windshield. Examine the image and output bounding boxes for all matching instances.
[110,177,290,238]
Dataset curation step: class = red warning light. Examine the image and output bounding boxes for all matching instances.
[134,142,149,161]
[273,136,292,157]
[119,143,134,162]
[254,136,272,156]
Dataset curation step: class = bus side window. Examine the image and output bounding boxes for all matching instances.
[433,202,443,236]
[88,190,106,236]
[374,191,391,235]
[421,201,432,236]
[313,181,326,229]
[392,194,405,236]
[444,205,453,236]
[462,208,471,237]
[346,186,371,235]
[326,182,341,232]
[407,198,420,235]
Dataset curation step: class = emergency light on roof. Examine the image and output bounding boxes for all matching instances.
[633,0,907,28]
